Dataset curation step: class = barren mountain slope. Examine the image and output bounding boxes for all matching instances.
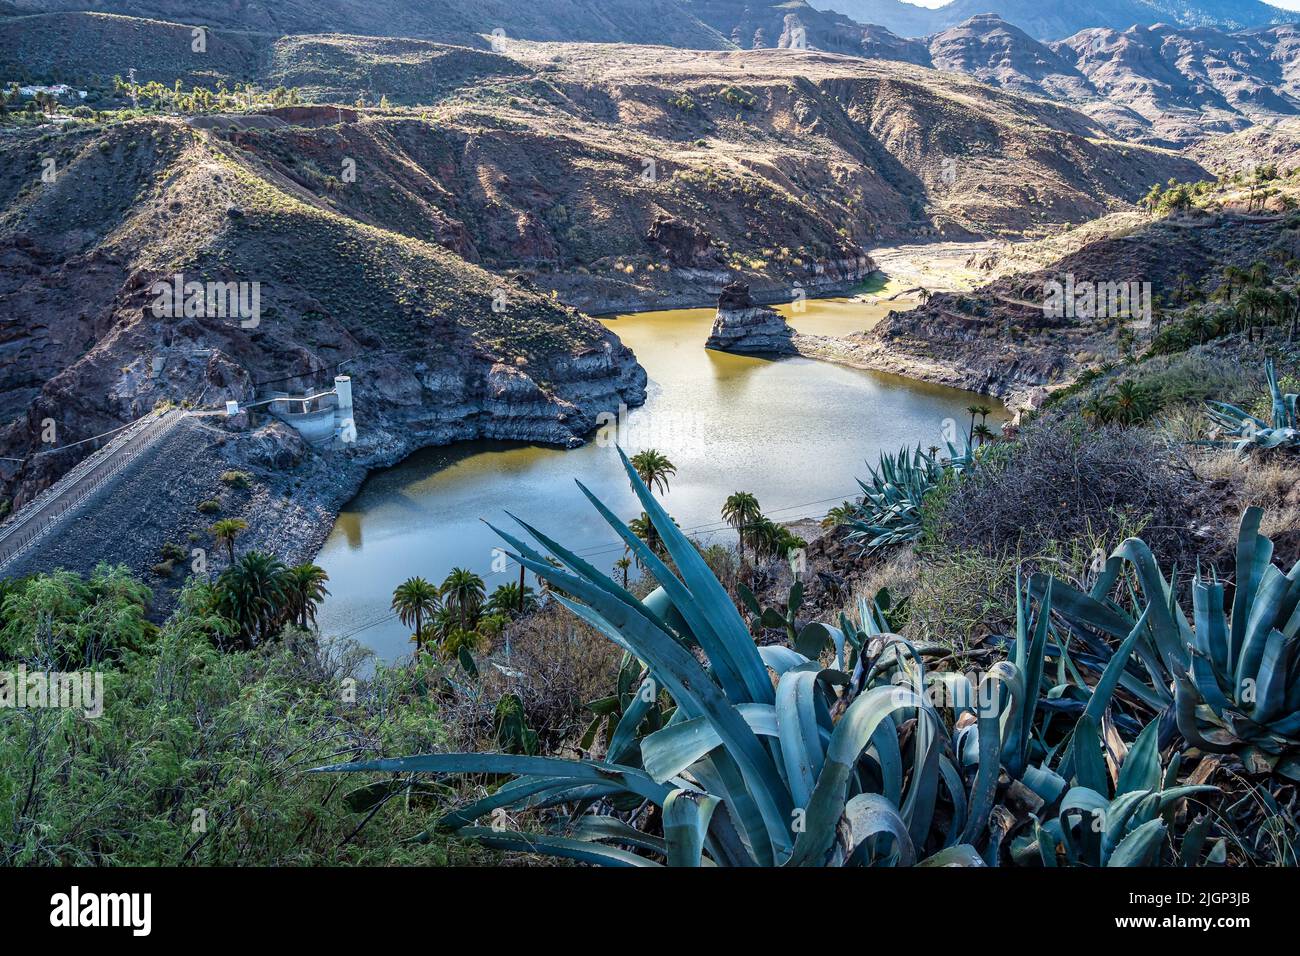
[208,40,1206,313]
[1054,24,1300,144]
[1189,119,1300,174]
[810,182,1300,403]
[1,0,731,47]
[926,14,1094,100]
[11,10,1300,148]
[0,119,646,509]
[814,0,1290,40]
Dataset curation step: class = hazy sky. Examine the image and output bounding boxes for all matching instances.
[902,0,1300,7]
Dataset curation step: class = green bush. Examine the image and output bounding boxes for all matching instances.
[0,574,475,866]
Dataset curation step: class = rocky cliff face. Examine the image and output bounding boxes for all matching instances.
[0,119,647,514]
[706,282,797,354]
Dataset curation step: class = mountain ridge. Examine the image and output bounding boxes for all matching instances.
[812,0,1293,40]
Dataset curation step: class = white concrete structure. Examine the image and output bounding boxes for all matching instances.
[262,376,357,446]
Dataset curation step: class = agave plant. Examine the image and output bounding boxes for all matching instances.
[1011,718,1219,867]
[578,651,673,759]
[315,450,1015,867]
[738,580,804,644]
[1033,507,1300,780]
[845,442,972,553]
[1206,358,1300,452]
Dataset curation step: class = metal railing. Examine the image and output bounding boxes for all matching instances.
[0,410,183,575]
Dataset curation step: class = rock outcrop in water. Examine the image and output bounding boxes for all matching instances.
[706,282,797,355]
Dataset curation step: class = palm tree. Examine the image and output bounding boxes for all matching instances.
[441,567,486,631]
[721,491,762,564]
[211,518,248,566]
[284,563,330,629]
[427,606,458,647]
[973,423,998,446]
[1109,381,1157,427]
[216,550,288,648]
[630,449,677,496]
[1219,265,1247,303]
[975,405,992,428]
[628,513,664,563]
[750,517,787,563]
[486,582,538,618]
[965,404,981,444]
[1081,395,1111,425]
[614,555,632,589]
[391,576,440,653]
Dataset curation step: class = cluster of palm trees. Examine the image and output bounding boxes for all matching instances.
[1081,379,1160,428]
[1212,262,1300,343]
[965,404,997,446]
[214,553,330,650]
[720,491,805,568]
[391,570,537,658]
[200,517,329,649]
[1157,261,1300,353]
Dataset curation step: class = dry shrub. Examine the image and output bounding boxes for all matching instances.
[1216,454,1300,546]
[1194,448,1243,483]
[932,419,1206,570]
[904,548,1019,659]
[442,601,622,754]
[843,548,918,616]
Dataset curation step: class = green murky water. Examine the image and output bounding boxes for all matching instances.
[315,297,1004,660]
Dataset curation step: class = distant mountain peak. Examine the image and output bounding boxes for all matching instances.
[809,0,1295,40]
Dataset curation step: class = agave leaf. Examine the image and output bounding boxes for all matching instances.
[1235,565,1291,703]
[1173,670,1239,754]
[775,667,832,809]
[458,827,662,867]
[640,702,779,782]
[311,752,674,808]
[571,813,667,855]
[1058,608,1150,779]
[607,676,661,766]
[1230,507,1271,667]
[1058,787,1109,866]
[961,668,1009,845]
[1105,818,1166,867]
[758,644,813,675]
[1190,578,1233,712]
[1072,713,1110,796]
[435,776,618,832]
[788,685,939,866]
[663,789,723,867]
[916,844,986,867]
[1023,763,1069,805]
[1112,537,1191,678]
[1115,718,1162,796]
[1254,627,1298,724]
[834,793,916,867]
[870,715,903,806]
